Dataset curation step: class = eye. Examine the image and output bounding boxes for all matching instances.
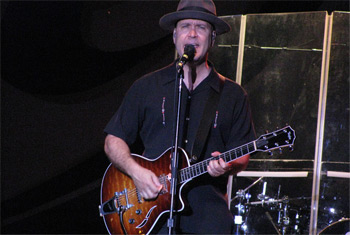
[197,24,209,31]
[180,24,190,29]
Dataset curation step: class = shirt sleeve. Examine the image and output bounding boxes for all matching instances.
[225,87,256,151]
[104,79,144,146]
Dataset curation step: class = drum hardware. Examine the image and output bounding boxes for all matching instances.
[231,176,264,203]
[232,178,312,234]
[248,195,292,235]
[265,211,282,235]
[257,181,270,201]
[231,177,264,235]
[277,198,290,235]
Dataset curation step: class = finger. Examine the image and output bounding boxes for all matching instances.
[208,160,221,176]
[218,158,228,169]
[212,159,226,174]
[151,174,162,187]
[142,187,159,199]
[211,151,221,157]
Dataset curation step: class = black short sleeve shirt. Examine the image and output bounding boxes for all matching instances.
[105,62,255,158]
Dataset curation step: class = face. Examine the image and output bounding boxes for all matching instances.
[173,19,215,65]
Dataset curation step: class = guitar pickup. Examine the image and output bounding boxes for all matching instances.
[99,188,134,216]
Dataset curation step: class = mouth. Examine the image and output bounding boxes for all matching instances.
[184,44,198,49]
[183,44,198,58]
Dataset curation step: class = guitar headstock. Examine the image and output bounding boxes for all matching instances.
[256,126,296,154]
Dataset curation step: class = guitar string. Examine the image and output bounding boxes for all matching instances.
[115,175,168,204]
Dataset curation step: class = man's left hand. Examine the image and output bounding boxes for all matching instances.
[207,151,250,177]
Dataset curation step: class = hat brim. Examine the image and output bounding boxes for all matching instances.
[159,10,231,35]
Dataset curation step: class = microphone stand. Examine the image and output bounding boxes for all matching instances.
[167,63,185,235]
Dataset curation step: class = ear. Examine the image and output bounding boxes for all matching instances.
[173,29,177,44]
[211,31,216,47]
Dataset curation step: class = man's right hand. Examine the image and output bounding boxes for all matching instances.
[130,166,163,200]
[104,134,162,200]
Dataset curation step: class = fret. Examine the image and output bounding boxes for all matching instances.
[198,160,207,174]
[186,168,191,180]
[190,166,194,179]
[178,171,184,183]
[222,152,228,162]
[181,169,186,182]
[201,161,207,174]
[242,145,247,155]
[197,163,202,174]
[186,169,190,180]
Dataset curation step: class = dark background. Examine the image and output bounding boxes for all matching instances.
[1,1,349,234]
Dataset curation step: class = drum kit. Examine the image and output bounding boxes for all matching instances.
[231,177,349,234]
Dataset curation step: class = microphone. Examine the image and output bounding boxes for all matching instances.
[177,44,196,68]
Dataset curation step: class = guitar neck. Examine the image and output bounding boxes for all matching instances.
[178,140,256,183]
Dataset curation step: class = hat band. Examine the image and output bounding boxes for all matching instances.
[179,6,216,16]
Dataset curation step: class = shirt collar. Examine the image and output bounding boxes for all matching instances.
[161,61,225,93]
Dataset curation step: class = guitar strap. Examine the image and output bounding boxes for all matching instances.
[190,75,224,163]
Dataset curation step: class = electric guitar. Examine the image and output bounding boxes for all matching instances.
[99,126,296,235]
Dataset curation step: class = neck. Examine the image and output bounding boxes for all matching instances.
[183,61,211,91]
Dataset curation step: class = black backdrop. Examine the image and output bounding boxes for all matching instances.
[1,1,349,234]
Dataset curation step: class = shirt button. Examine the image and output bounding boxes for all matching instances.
[188,96,191,99]
[184,139,188,143]
[186,117,190,121]
[190,155,198,163]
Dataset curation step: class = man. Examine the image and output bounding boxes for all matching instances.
[104,0,255,233]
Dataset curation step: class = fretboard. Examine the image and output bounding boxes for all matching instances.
[178,141,256,184]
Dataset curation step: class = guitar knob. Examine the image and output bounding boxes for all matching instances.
[136,209,142,215]
[129,219,135,224]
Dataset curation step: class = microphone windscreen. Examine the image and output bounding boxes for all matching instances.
[184,44,195,61]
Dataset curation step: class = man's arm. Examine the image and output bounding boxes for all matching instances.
[104,134,162,199]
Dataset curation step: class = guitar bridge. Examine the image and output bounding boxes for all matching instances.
[99,188,134,216]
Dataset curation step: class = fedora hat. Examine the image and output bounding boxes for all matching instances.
[159,0,231,35]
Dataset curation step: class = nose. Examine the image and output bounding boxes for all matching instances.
[188,26,197,37]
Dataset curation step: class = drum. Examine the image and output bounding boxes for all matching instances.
[319,218,350,234]
[233,201,309,234]
[236,205,279,234]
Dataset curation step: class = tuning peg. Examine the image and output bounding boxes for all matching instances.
[289,145,294,152]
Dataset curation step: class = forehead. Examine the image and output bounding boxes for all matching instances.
[176,19,212,27]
